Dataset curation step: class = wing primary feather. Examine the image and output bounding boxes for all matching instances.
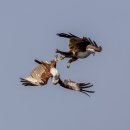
[80,89,95,93]
[85,90,95,93]
[88,38,98,47]
[22,82,36,86]
[57,33,77,38]
[34,59,42,64]
[78,83,91,86]
[88,38,93,45]
[20,78,26,81]
[20,78,38,86]
[80,85,93,89]
[80,84,93,88]
[93,41,98,47]
[80,90,90,97]
[68,32,78,38]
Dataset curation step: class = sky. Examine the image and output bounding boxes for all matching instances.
[0,0,130,130]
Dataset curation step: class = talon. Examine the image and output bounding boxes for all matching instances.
[67,64,70,68]
[55,49,59,53]
[60,56,65,60]
[55,54,58,58]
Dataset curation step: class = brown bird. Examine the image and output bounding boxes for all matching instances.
[56,33,102,68]
[20,56,94,96]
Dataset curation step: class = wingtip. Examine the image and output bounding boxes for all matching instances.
[56,33,61,36]
[20,77,25,82]
[34,59,42,64]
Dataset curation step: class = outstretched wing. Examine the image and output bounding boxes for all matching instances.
[58,78,94,96]
[57,32,99,52]
[69,37,100,52]
[20,60,52,86]
[57,32,78,39]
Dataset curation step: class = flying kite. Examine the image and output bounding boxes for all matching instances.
[20,56,94,96]
[56,33,102,68]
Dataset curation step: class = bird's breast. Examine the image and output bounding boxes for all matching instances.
[50,68,60,84]
[50,68,59,76]
[77,51,91,58]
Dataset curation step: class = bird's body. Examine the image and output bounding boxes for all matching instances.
[20,59,58,86]
[77,50,94,59]
[56,33,102,68]
[20,56,94,96]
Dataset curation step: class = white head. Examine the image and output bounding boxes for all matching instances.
[86,48,95,56]
[50,68,60,85]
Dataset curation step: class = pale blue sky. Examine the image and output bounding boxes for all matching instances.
[0,0,130,130]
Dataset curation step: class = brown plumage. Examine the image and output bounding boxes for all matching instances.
[20,56,94,96]
[56,33,102,68]
[20,59,57,86]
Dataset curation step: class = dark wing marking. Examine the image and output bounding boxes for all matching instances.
[34,59,42,64]
[20,78,38,86]
[57,33,78,38]
[68,32,78,38]
[58,78,94,96]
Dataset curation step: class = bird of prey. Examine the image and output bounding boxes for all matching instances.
[56,33,102,68]
[20,56,94,96]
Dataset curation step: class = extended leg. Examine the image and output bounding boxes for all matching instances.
[67,58,78,68]
[56,49,73,58]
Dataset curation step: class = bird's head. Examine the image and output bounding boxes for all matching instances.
[50,68,60,85]
[83,37,102,53]
[86,45,102,55]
